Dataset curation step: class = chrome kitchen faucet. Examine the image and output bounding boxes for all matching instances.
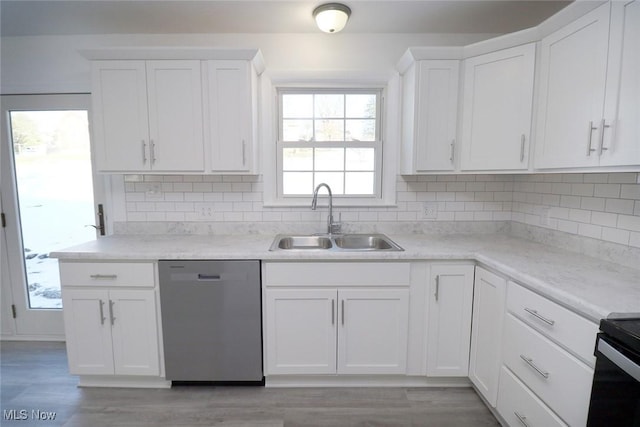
[311,183,341,235]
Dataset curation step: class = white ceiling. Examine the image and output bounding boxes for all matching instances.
[0,0,571,37]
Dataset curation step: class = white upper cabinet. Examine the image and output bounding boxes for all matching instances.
[145,61,204,172]
[460,43,535,171]
[205,60,259,173]
[535,4,611,169]
[92,61,149,172]
[401,60,460,173]
[600,0,640,167]
[92,60,204,173]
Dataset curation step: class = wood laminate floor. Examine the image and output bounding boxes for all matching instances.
[0,341,500,426]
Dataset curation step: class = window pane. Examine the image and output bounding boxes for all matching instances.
[283,120,313,141]
[345,172,374,194]
[346,148,375,171]
[283,147,313,171]
[346,94,377,118]
[315,119,344,141]
[314,94,344,118]
[315,148,344,171]
[283,94,313,118]
[346,119,376,141]
[283,172,313,194]
[315,172,344,194]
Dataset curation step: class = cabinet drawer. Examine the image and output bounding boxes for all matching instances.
[60,262,155,287]
[497,366,567,427]
[503,313,593,427]
[507,281,598,367]
[264,262,411,286]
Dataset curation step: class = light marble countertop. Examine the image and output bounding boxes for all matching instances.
[51,233,640,323]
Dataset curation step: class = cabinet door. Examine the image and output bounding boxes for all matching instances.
[412,61,459,172]
[535,4,610,169]
[146,60,204,172]
[109,289,160,376]
[469,267,506,407]
[460,44,535,171]
[337,289,409,374]
[92,60,149,172]
[426,264,474,377]
[265,289,337,375]
[601,0,640,166]
[206,60,254,172]
[62,289,114,375]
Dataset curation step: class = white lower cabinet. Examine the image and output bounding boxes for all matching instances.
[426,264,474,377]
[497,366,567,427]
[62,288,160,376]
[265,287,409,375]
[502,313,593,427]
[468,266,507,406]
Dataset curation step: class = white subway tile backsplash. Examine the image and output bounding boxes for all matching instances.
[121,173,639,250]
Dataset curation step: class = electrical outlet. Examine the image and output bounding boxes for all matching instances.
[422,202,438,220]
[198,204,215,218]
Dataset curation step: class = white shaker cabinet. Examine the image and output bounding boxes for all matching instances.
[205,60,260,173]
[468,266,507,407]
[534,4,611,169]
[63,288,160,377]
[600,0,640,167]
[265,287,409,375]
[338,289,409,374]
[60,261,161,378]
[400,60,460,173]
[425,264,474,377]
[264,288,337,375]
[460,43,535,171]
[92,60,204,173]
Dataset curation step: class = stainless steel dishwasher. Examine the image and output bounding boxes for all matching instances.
[158,260,263,383]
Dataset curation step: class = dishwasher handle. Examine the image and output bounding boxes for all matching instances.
[197,274,222,281]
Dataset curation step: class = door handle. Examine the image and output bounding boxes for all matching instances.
[341,300,345,326]
[586,121,598,156]
[520,354,549,379]
[598,118,610,156]
[520,134,526,162]
[434,275,440,302]
[85,204,106,236]
[150,140,156,165]
[99,299,106,325]
[449,139,455,163]
[331,299,335,325]
[109,300,116,325]
[141,140,147,164]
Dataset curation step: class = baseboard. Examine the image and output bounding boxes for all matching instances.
[265,375,471,388]
[77,375,171,389]
[1,334,65,342]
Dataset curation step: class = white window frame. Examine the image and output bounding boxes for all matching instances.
[262,78,399,208]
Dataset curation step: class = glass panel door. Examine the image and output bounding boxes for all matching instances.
[1,94,102,338]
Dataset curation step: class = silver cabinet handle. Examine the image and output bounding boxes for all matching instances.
[341,300,345,326]
[90,274,118,280]
[331,299,335,325]
[520,134,526,162]
[434,275,440,302]
[587,121,598,156]
[598,118,610,156]
[524,307,555,326]
[141,140,147,164]
[514,411,530,427]
[109,300,116,326]
[449,139,455,163]
[150,140,156,164]
[99,299,106,325]
[242,140,246,166]
[520,354,549,379]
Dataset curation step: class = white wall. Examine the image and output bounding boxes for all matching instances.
[0,32,494,94]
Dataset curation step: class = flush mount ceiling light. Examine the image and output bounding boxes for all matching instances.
[313,3,351,33]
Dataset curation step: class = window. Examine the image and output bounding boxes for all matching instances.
[277,89,383,201]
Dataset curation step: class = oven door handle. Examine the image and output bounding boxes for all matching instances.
[598,338,640,382]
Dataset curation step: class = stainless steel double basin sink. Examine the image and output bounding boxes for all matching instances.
[269,233,403,252]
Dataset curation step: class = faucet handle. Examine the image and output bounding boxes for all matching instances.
[330,213,343,234]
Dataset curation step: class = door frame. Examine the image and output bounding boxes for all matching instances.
[0,93,106,340]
